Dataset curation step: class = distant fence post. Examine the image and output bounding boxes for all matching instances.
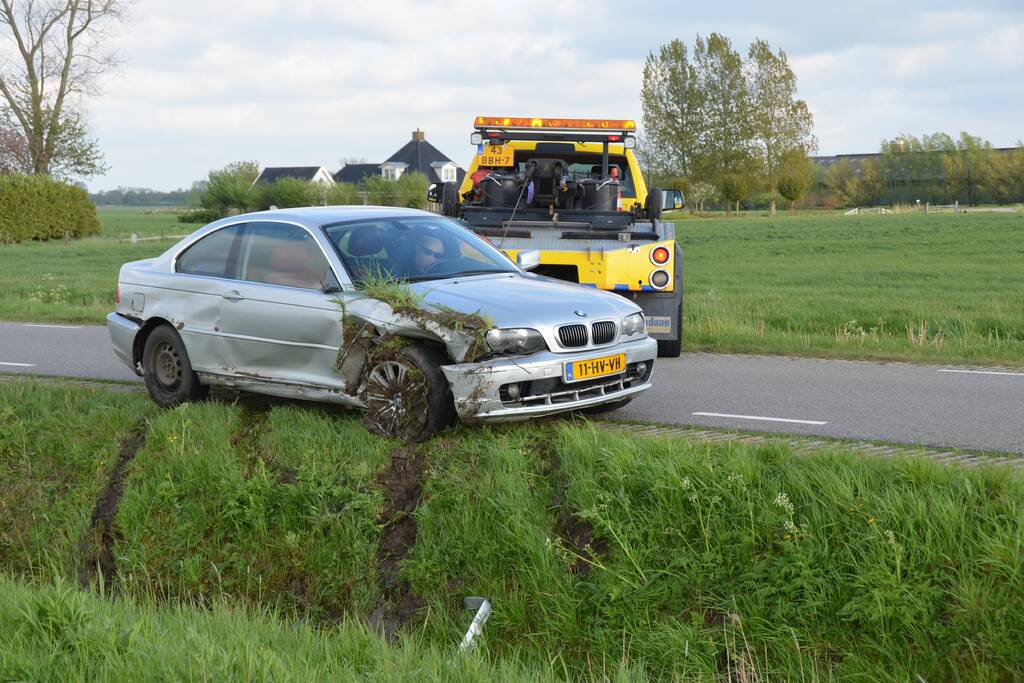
[131,233,138,244]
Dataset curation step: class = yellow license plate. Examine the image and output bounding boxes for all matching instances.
[477,144,515,167]
[565,353,627,383]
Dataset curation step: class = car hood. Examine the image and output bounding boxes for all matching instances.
[410,273,639,328]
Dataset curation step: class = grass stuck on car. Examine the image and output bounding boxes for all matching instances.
[108,206,656,440]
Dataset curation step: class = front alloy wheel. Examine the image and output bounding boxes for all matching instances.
[365,359,429,439]
[362,344,456,442]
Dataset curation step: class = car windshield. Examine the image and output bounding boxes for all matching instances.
[322,215,518,285]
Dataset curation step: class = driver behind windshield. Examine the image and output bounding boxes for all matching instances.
[412,229,455,275]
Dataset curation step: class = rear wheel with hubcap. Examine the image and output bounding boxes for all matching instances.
[142,324,208,407]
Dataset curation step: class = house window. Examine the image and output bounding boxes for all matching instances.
[383,166,403,180]
[442,165,456,182]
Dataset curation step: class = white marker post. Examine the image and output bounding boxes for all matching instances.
[459,597,491,652]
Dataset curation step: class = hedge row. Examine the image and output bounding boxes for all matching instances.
[0,174,101,244]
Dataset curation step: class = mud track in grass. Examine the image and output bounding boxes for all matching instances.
[78,421,150,592]
[369,446,428,638]
[534,434,608,576]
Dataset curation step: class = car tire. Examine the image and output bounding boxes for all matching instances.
[577,397,633,414]
[363,343,456,442]
[142,324,209,408]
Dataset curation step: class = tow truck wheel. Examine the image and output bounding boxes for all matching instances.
[657,312,683,358]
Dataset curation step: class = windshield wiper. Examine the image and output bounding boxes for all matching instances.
[446,269,511,278]
[405,269,512,283]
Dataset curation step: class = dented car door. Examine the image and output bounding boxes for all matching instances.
[215,221,347,391]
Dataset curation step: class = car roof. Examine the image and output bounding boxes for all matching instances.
[211,205,438,230]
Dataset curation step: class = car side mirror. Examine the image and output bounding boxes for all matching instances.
[427,183,441,203]
[516,250,540,271]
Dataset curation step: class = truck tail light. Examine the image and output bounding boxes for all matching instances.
[115,285,120,304]
[650,269,670,289]
[650,246,671,265]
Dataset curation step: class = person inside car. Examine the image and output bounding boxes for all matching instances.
[412,231,450,275]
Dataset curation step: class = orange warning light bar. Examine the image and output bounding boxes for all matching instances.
[474,116,636,130]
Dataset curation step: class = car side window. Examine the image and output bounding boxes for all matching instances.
[236,222,335,290]
[176,224,244,278]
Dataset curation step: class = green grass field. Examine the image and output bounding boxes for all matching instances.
[675,211,1024,364]
[3,380,1022,680]
[0,208,1021,364]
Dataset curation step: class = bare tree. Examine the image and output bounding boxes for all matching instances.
[0,0,126,178]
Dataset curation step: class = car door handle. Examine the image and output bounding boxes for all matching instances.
[222,290,245,301]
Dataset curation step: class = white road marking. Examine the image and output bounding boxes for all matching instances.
[693,411,828,426]
[0,361,35,367]
[938,369,1024,378]
[23,323,82,330]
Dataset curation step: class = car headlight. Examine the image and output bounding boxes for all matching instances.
[622,312,646,337]
[485,328,547,355]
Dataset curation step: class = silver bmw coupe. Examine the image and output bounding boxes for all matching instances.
[108,207,656,440]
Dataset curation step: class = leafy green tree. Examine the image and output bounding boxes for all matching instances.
[946,132,995,206]
[326,182,362,205]
[687,181,716,214]
[269,177,318,209]
[640,39,701,178]
[747,39,817,215]
[200,161,260,215]
[720,171,751,213]
[396,172,429,209]
[825,159,860,207]
[988,144,1024,205]
[364,175,399,206]
[776,148,813,211]
[692,33,754,200]
[856,159,886,206]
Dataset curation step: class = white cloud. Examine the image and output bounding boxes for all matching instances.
[83,0,1024,189]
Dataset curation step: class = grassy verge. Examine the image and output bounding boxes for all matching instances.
[0,576,551,682]
[115,401,393,620]
[678,211,1024,365]
[2,382,1022,679]
[0,238,170,323]
[404,424,1023,680]
[0,383,153,580]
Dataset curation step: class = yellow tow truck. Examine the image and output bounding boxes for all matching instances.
[429,116,684,356]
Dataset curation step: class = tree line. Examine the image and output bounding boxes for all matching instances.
[814,133,1024,209]
[179,162,431,223]
[640,35,1024,212]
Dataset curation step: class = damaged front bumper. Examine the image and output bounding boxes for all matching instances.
[442,336,657,421]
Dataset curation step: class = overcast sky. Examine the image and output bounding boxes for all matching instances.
[86,0,1023,191]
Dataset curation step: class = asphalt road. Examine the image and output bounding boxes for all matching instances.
[2,320,1022,454]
